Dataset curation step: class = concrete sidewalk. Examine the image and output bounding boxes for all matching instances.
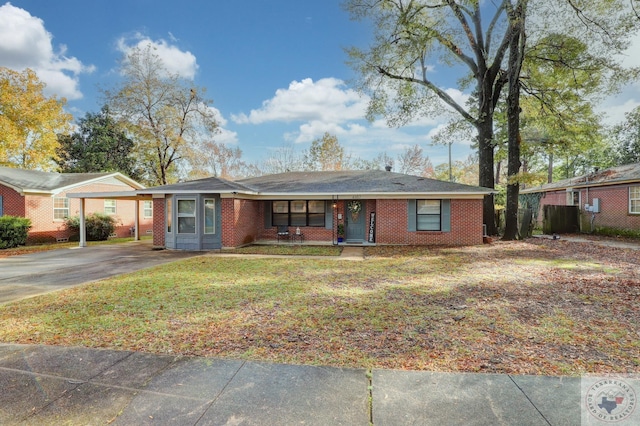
[3,344,635,425]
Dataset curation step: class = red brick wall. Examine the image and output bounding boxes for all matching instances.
[153,197,166,247]
[0,184,26,217]
[250,198,483,246]
[376,199,483,245]
[220,198,266,247]
[538,185,640,231]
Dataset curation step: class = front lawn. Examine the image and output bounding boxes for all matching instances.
[0,239,638,376]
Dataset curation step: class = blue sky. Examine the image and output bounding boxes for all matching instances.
[1,1,639,169]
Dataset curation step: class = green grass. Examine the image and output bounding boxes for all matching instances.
[227,244,341,256]
[0,239,638,376]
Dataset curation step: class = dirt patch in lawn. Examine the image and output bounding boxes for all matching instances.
[0,238,638,376]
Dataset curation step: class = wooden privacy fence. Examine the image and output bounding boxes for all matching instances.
[543,205,579,234]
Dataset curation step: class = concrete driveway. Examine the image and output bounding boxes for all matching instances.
[0,241,202,304]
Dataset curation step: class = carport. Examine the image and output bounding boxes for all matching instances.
[67,191,153,247]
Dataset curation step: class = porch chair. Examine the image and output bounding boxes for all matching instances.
[276,225,290,242]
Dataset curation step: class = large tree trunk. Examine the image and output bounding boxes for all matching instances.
[477,101,497,236]
[503,6,525,241]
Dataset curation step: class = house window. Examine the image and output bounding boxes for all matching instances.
[204,199,215,234]
[177,199,196,234]
[53,197,69,220]
[567,191,580,206]
[416,200,441,231]
[166,198,172,233]
[630,186,640,214]
[104,199,116,215]
[308,200,325,226]
[143,200,153,218]
[272,201,325,227]
[272,201,289,226]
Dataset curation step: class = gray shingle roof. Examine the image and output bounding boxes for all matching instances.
[0,167,115,193]
[139,176,254,194]
[140,170,492,196]
[521,163,640,193]
[238,171,491,194]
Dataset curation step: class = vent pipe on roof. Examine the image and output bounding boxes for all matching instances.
[385,165,392,172]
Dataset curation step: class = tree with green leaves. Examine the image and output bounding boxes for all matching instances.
[345,0,522,234]
[56,106,140,178]
[612,106,640,165]
[500,1,639,238]
[345,0,639,238]
[103,44,218,185]
[0,67,72,170]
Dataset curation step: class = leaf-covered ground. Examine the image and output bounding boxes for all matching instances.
[0,238,638,376]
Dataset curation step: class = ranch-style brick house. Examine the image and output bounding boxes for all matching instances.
[521,162,640,233]
[109,170,492,250]
[0,166,151,243]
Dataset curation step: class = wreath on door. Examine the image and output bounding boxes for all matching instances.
[347,200,362,221]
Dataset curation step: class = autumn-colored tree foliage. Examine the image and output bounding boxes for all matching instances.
[0,68,72,170]
[303,132,346,171]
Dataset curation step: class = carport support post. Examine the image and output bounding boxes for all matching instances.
[79,197,87,248]
[134,200,140,241]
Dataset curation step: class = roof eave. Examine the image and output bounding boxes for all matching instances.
[55,172,145,194]
[222,191,492,199]
[521,178,640,193]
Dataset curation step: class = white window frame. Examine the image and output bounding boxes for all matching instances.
[53,197,69,221]
[177,199,197,234]
[104,199,116,215]
[204,198,215,234]
[630,186,640,214]
[143,200,153,218]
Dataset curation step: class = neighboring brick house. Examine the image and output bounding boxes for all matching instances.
[0,166,152,243]
[520,163,640,233]
[129,170,492,250]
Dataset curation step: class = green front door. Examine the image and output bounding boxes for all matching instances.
[345,201,365,243]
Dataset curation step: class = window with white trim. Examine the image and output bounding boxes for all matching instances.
[104,199,116,215]
[53,197,69,220]
[177,199,196,233]
[204,199,215,234]
[143,200,153,218]
[416,200,441,231]
[630,186,640,214]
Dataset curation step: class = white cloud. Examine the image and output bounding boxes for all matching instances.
[208,106,238,144]
[116,34,198,79]
[599,32,640,125]
[0,3,94,99]
[233,76,475,163]
[232,77,369,125]
[215,127,239,145]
